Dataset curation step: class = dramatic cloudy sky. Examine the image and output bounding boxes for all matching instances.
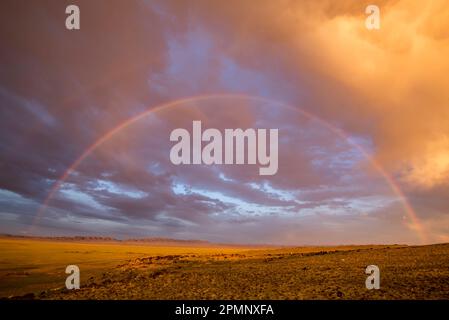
[1,0,448,244]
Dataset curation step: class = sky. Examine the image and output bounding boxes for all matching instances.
[1,0,449,245]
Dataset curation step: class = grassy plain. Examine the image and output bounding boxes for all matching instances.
[1,236,448,299]
[0,236,251,297]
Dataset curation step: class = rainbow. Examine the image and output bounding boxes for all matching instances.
[32,94,428,243]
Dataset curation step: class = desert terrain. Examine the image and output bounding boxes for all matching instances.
[1,236,448,299]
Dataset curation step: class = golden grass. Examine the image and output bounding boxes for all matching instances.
[3,236,433,300]
[0,237,253,297]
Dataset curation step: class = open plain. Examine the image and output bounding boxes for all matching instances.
[1,236,448,299]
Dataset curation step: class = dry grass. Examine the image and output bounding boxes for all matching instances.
[1,237,448,299]
[0,237,252,297]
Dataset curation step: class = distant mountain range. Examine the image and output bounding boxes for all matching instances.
[0,234,273,247]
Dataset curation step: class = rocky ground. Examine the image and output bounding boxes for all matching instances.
[30,244,449,299]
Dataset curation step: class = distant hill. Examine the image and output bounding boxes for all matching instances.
[0,234,117,241]
[0,234,271,247]
[126,237,210,245]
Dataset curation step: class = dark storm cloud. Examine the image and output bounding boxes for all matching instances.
[1,0,448,244]
[0,0,168,200]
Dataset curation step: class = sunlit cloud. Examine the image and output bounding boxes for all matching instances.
[0,0,448,244]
